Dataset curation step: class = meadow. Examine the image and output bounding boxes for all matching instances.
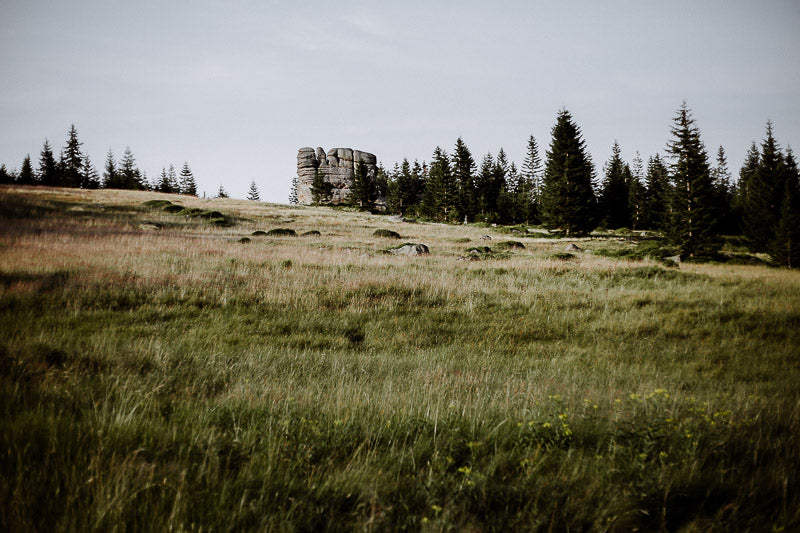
[1,184,799,531]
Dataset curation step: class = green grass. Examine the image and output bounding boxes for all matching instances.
[1,186,799,531]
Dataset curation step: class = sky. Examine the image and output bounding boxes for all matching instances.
[1,0,799,202]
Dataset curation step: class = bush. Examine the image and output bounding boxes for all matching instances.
[373,229,401,239]
[267,228,296,236]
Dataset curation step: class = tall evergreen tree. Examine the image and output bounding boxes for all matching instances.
[0,164,11,184]
[247,180,260,201]
[216,185,228,198]
[310,168,331,204]
[734,142,760,233]
[665,102,717,257]
[600,141,632,229]
[60,124,83,188]
[522,135,544,209]
[643,154,670,230]
[157,167,172,193]
[451,137,476,222]
[349,161,375,208]
[475,152,495,221]
[179,162,197,196]
[629,152,646,230]
[119,147,144,190]
[18,155,36,185]
[770,148,800,267]
[81,154,100,189]
[421,147,456,221]
[711,146,736,234]
[541,109,597,235]
[102,149,120,189]
[396,159,417,211]
[745,121,786,251]
[38,139,58,186]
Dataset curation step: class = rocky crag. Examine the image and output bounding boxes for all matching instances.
[296,147,378,205]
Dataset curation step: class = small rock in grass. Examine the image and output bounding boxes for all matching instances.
[389,243,429,256]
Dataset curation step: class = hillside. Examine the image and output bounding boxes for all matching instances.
[1,185,799,530]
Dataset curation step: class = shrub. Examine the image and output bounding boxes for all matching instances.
[373,229,401,239]
[267,228,296,236]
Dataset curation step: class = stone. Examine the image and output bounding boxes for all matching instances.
[295,146,381,206]
[565,243,583,251]
[480,235,492,241]
[389,243,429,256]
[388,215,406,223]
[666,255,682,264]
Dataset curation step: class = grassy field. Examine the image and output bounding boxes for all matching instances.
[1,184,799,531]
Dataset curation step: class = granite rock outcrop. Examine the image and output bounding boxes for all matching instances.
[296,147,378,205]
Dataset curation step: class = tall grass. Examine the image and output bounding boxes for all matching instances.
[1,185,799,530]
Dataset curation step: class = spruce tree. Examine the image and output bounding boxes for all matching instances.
[157,168,172,193]
[421,147,456,221]
[541,109,597,235]
[770,148,800,267]
[451,137,476,222]
[600,141,632,229]
[38,140,58,186]
[81,155,100,189]
[643,154,670,231]
[349,161,375,208]
[119,147,144,190]
[60,124,83,188]
[0,164,11,184]
[522,135,544,209]
[734,143,760,233]
[179,163,197,196]
[745,121,786,251]
[18,155,35,185]
[665,102,717,257]
[475,152,495,220]
[216,185,228,198]
[711,146,736,234]
[247,180,260,201]
[629,152,646,230]
[310,168,331,204]
[102,149,119,189]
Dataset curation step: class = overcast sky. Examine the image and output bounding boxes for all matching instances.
[2,1,799,202]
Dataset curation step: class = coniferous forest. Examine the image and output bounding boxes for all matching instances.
[301,103,797,267]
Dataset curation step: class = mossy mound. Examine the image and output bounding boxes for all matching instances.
[238,237,251,244]
[301,230,321,236]
[373,229,401,239]
[266,228,296,236]
[551,252,576,261]
[495,240,525,250]
[142,200,174,209]
[162,204,184,213]
[251,230,268,236]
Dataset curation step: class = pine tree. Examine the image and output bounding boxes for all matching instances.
[734,143,760,234]
[349,161,375,208]
[629,152,646,230]
[745,121,786,251]
[119,147,144,190]
[216,185,228,198]
[665,102,718,257]
[247,180,260,201]
[60,124,83,188]
[0,164,11,184]
[475,152,495,221]
[289,176,299,204]
[541,109,597,235]
[522,135,544,208]
[81,155,100,189]
[375,165,388,199]
[310,168,331,204]
[451,137,476,222]
[18,155,35,185]
[600,141,632,229]
[770,148,800,267]
[179,163,197,196]
[166,165,179,192]
[711,146,736,234]
[157,168,172,192]
[102,149,120,189]
[643,154,670,231]
[421,147,456,221]
[38,139,58,186]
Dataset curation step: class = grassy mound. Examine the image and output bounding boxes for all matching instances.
[373,229,401,239]
[266,228,296,236]
[495,240,525,250]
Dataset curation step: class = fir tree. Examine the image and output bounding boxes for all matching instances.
[119,147,144,190]
[711,146,736,234]
[770,148,800,268]
[157,168,172,193]
[665,102,718,257]
[179,163,197,196]
[629,152,646,230]
[522,135,544,208]
[421,147,456,221]
[81,155,100,189]
[0,164,11,184]
[18,155,35,185]
[734,142,760,233]
[643,155,670,230]
[375,165,388,199]
[38,139,58,186]
[60,124,83,188]
[289,176,299,204]
[349,161,375,208]
[167,165,179,192]
[247,180,260,201]
[745,121,786,251]
[310,168,331,204]
[600,141,632,229]
[541,109,597,235]
[475,152,495,220]
[451,137,476,222]
[102,149,119,189]
[216,185,228,198]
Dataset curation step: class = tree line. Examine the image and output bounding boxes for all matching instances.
[300,103,798,266]
[0,124,198,196]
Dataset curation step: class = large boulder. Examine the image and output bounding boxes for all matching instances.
[295,146,381,206]
[389,243,430,256]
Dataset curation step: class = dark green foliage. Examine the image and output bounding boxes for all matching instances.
[0,164,11,184]
[521,135,543,222]
[494,240,525,250]
[81,155,100,189]
[310,168,331,205]
[349,161,375,208]
[422,147,456,221]
[216,185,228,198]
[594,239,679,262]
[451,137,476,222]
[770,149,800,268]
[734,143,760,234]
[38,140,58,186]
[643,155,670,230]
[102,149,120,189]
[59,125,83,188]
[119,147,145,190]
[179,163,197,196]
[373,229,401,239]
[247,181,260,201]
[744,122,786,251]
[541,110,597,235]
[711,146,736,234]
[17,155,35,185]
[162,204,184,213]
[266,228,296,236]
[156,168,174,193]
[628,153,646,230]
[600,141,631,229]
[665,102,718,258]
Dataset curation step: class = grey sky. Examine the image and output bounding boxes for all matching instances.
[2,1,799,202]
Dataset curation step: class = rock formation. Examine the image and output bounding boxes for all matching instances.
[296,147,379,205]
